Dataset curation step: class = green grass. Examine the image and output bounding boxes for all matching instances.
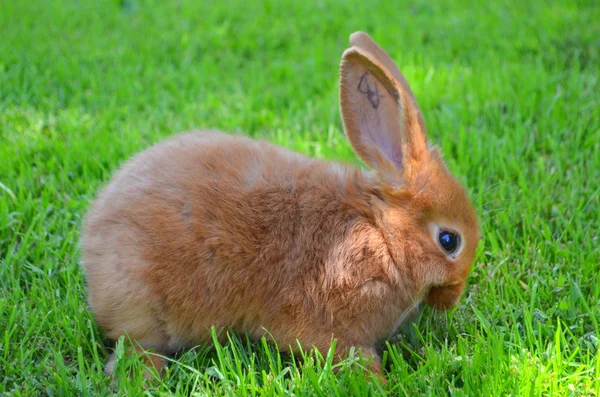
[1,0,599,395]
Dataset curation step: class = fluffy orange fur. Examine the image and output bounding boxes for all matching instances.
[81,32,480,379]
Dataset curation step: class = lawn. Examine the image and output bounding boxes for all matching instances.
[1,0,599,395]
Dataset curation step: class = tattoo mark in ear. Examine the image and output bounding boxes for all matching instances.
[358,72,383,109]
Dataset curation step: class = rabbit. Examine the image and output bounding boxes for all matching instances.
[80,31,480,380]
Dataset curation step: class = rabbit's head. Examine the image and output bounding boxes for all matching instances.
[340,32,480,311]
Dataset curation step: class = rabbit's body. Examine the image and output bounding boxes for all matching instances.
[83,131,414,363]
[82,32,480,378]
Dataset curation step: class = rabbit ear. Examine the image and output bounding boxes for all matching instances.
[349,31,428,144]
[340,34,428,184]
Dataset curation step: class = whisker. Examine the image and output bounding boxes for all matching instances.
[473,176,518,201]
[387,297,424,340]
[478,198,511,205]
[480,207,509,214]
[476,200,511,211]
[481,208,510,223]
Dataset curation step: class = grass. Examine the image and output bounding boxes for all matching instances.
[1,0,599,395]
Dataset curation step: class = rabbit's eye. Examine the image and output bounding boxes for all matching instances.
[438,230,460,255]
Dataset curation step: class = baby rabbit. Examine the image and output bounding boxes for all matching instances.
[81,31,480,378]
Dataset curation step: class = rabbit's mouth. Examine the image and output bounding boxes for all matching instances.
[425,282,464,311]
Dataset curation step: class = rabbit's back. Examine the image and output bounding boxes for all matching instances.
[81,130,362,351]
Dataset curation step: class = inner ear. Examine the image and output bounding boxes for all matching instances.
[350,31,429,149]
[340,49,408,175]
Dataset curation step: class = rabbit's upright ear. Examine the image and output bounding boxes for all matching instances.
[340,32,428,185]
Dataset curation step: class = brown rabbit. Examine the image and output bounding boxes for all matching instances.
[81,31,480,379]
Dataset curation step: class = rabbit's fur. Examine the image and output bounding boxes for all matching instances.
[81,32,480,378]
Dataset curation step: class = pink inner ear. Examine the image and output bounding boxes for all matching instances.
[359,115,404,169]
[354,70,406,170]
[341,49,409,175]
[391,146,403,168]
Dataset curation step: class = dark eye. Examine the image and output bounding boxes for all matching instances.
[438,230,461,255]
